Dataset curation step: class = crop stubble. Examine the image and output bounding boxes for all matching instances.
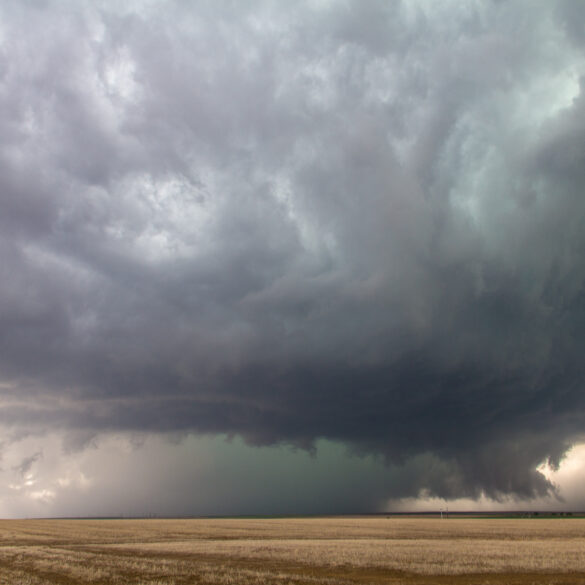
[1,516,585,584]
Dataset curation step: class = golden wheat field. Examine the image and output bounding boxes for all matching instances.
[1,516,585,584]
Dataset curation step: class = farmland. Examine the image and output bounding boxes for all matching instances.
[1,516,585,584]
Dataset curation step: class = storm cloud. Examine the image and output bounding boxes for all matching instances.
[1,0,585,511]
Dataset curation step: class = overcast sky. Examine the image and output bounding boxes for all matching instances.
[1,0,585,517]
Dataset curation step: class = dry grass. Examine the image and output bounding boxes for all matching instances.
[1,517,585,584]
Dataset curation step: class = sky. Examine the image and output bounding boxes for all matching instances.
[1,0,585,518]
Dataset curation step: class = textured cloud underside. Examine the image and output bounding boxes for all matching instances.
[1,0,585,501]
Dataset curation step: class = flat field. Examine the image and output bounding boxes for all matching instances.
[1,516,585,584]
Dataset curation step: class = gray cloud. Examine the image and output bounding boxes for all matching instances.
[1,0,585,509]
[12,451,43,477]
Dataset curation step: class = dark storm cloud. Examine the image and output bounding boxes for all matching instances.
[1,0,584,502]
